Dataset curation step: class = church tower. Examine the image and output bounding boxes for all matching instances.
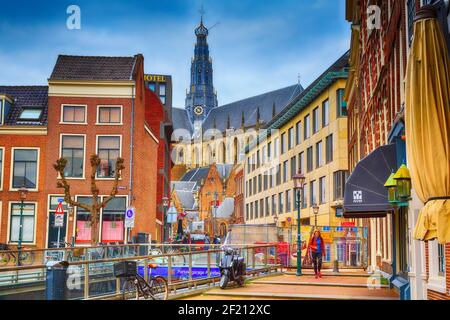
[185,14,218,124]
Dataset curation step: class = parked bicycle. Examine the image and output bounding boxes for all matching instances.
[0,244,35,267]
[115,261,169,300]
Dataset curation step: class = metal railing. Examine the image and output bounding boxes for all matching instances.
[0,244,281,300]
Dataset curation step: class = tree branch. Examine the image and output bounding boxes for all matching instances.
[54,158,91,211]
[101,157,125,207]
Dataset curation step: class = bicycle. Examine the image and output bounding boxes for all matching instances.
[118,262,169,300]
[0,244,35,266]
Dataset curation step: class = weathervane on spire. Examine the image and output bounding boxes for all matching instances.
[199,4,205,23]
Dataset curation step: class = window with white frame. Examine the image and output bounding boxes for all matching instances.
[97,106,122,124]
[9,203,36,243]
[61,135,85,178]
[62,105,86,123]
[428,240,446,293]
[101,197,127,243]
[0,148,3,189]
[97,136,121,178]
[12,149,38,189]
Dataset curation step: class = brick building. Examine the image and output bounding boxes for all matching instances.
[43,54,160,245]
[344,0,450,300]
[0,86,49,249]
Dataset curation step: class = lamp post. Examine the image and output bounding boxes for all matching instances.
[17,185,28,266]
[313,203,320,228]
[384,164,412,283]
[293,172,306,276]
[162,197,169,243]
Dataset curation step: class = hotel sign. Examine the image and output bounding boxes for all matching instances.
[144,74,167,83]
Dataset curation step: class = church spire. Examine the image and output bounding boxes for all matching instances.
[185,7,218,124]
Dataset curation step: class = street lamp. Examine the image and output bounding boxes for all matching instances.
[17,185,28,266]
[162,197,169,243]
[293,172,306,276]
[312,203,320,228]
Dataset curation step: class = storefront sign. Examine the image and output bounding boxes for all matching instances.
[144,74,166,83]
[341,222,356,227]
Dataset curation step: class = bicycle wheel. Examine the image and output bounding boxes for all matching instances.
[0,252,10,266]
[150,276,169,300]
[19,252,35,266]
[122,279,138,300]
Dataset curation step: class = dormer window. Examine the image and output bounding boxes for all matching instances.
[19,107,42,121]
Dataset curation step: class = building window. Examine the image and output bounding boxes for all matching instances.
[98,106,122,124]
[258,174,262,192]
[250,203,254,220]
[159,83,167,105]
[253,177,257,194]
[324,244,331,262]
[283,161,289,184]
[262,146,266,165]
[62,105,86,123]
[333,171,349,201]
[290,156,297,179]
[76,196,93,243]
[263,172,268,191]
[267,142,272,160]
[274,138,279,158]
[61,135,85,178]
[286,190,292,212]
[302,185,308,209]
[313,107,320,134]
[310,180,316,206]
[279,193,284,214]
[276,164,281,186]
[438,244,445,277]
[326,134,333,164]
[298,152,304,174]
[288,127,294,150]
[255,201,259,219]
[97,136,121,178]
[246,204,249,221]
[257,150,260,168]
[281,133,286,154]
[296,121,302,145]
[260,199,264,218]
[304,115,311,139]
[19,107,42,121]
[272,195,277,216]
[322,99,329,127]
[319,177,326,204]
[248,180,252,196]
[316,141,323,168]
[337,89,347,117]
[265,197,270,217]
[307,147,313,173]
[102,197,127,243]
[12,149,38,189]
[148,82,156,92]
[0,148,3,189]
[9,203,36,243]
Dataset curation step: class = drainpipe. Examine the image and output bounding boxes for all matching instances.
[128,83,135,244]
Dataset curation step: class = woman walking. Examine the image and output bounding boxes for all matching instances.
[309,230,325,279]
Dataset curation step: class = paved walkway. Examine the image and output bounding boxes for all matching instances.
[183,273,399,300]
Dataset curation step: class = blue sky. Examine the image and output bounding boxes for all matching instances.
[0,0,350,108]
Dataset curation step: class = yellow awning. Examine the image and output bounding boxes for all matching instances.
[405,7,450,244]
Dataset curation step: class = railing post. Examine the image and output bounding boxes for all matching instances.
[144,258,149,282]
[167,253,172,286]
[188,251,193,289]
[207,250,211,286]
[252,247,255,270]
[84,263,89,299]
[116,277,121,298]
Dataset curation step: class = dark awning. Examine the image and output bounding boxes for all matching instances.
[344,144,397,218]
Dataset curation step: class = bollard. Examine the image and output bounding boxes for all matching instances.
[333,260,339,273]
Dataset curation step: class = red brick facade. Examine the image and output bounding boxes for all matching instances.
[0,133,48,248]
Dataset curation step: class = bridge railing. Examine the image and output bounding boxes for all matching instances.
[0,244,281,300]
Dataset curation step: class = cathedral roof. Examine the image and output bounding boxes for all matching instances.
[173,83,303,134]
[202,83,303,132]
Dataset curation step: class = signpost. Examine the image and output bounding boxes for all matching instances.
[125,207,135,244]
[55,201,65,248]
